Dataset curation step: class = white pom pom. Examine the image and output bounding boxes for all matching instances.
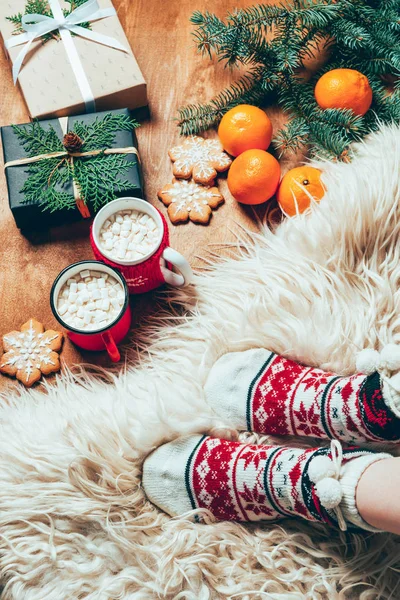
[315,477,343,510]
[356,349,380,375]
[308,456,335,483]
[380,344,400,372]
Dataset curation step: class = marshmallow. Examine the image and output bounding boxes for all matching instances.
[58,304,68,316]
[83,311,92,325]
[121,220,132,231]
[57,269,125,332]
[98,209,159,263]
[101,299,110,311]
[75,317,85,329]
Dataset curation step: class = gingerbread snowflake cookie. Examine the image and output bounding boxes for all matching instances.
[158,178,224,225]
[0,319,63,387]
[168,136,232,185]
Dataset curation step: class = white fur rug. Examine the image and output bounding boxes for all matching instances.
[1,124,400,600]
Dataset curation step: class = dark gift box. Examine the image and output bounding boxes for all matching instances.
[1,108,144,231]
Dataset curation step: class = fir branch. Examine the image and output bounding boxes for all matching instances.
[73,114,139,152]
[179,0,400,159]
[20,158,75,212]
[273,118,310,156]
[74,154,133,213]
[12,122,63,156]
[229,1,341,30]
[7,0,91,42]
[177,71,267,135]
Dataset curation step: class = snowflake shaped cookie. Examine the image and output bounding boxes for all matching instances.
[0,319,63,387]
[158,178,225,225]
[169,136,232,185]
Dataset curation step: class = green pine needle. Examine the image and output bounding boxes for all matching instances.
[179,0,400,161]
[7,0,91,42]
[12,114,140,214]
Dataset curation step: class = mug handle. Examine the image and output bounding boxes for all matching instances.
[161,247,193,287]
[101,330,121,362]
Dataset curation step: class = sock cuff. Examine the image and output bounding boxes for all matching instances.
[340,452,392,532]
[382,376,400,419]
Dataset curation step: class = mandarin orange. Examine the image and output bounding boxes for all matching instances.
[227,149,280,205]
[314,68,372,116]
[277,166,325,216]
[218,105,273,157]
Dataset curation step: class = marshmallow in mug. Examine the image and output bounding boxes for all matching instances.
[99,209,159,261]
[57,269,125,331]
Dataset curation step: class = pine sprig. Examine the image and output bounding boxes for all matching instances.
[12,114,140,214]
[73,114,139,152]
[178,0,400,160]
[74,154,133,213]
[12,122,62,156]
[7,0,91,43]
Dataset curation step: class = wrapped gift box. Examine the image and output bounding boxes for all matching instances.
[1,108,144,230]
[0,0,147,119]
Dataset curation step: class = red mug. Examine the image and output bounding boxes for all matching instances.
[50,261,131,362]
[90,197,193,294]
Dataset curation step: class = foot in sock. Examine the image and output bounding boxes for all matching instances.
[204,348,400,443]
[142,435,390,531]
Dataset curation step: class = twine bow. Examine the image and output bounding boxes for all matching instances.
[5,0,129,113]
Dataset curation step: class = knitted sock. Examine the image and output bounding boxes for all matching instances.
[142,435,390,531]
[204,348,400,443]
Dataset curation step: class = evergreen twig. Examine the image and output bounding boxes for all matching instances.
[7,0,91,42]
[178,0,400,160]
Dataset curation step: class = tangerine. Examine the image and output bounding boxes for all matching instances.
[277,166,325,217]
[218,104,273,156]
[227,149,281,205]
[314,68,372,116]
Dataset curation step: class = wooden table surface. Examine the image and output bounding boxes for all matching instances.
[0,0,301,393]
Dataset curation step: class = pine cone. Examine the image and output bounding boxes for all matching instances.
[63,132,83,153]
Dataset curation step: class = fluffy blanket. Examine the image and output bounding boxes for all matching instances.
[0,124,399,600]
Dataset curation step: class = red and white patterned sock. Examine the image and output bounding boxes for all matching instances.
[143,435,390,531]
[204,348,400,443]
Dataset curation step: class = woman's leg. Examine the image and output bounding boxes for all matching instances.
[142,435,393,533]
[204,348,400,444]
[356,457,400,535]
